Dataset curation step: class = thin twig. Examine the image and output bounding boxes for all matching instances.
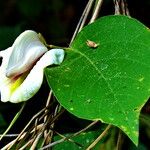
[40,120,99,149]
[40,130,51,147]
[0,102,26,141]
[70,0,94,44]
[86,124,112,150]
[28,107,64,149]
[30,132,43,150]
[78,0,95,32]
[30,113,54,149]
[44,90,52,123]
[19,138,34,150]
[55,131,83,148]
[47,108,65,126]
[32,118,39,138]
[15,107,47,137]
[16,119,40,149]
[1,139,16,150]
[39,110,50,121]
[114,0,130,16]
[116,130,123,150]
[46,105,59,144]
[15,124,43,149]
[1,107,48,150]
[2,134,27,150]
[122,0,130,16]
[90,0,103,23]
[121,0,126,15]
[40,138,65,150]
[0,134,18,137]
[44,90,52,140]
[114,0,121,15]
[16,130,31,149]
[72,120,99,137]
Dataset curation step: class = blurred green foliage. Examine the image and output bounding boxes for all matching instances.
[0,26,21,49]
[0,114,7,133]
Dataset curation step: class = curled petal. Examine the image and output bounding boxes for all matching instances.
[6,30,48,78]
[0,49,65,103]
[0,47,13,102]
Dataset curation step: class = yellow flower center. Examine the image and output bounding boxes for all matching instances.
[10,72,28,94]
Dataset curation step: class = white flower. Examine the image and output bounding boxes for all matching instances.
[0,30,65,103]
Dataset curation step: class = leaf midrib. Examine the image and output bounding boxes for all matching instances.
[71,48,137,138]
[71,48,116,99]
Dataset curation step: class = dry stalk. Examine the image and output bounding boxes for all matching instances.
[40,120,99,149]
[86,124,112,150]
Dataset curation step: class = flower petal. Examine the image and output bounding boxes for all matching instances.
[0,47,13,102]
[6,30,48,78]
[9,49,65,103]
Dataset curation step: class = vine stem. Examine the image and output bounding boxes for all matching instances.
[114,0,120,15]
[0,134,18,137]
[19,138,34,150]
[55,131,83,147]
[70,0,95,45]
[86,124,112,150]
[1,106,48,150]
[121,0,130,16]
[113,0,130,16]
[71,120,99,137]
[43,0,104,49]
[40,120,99,150]
[44,90,52,137]
[1,124,44,150]
[116,130,123,150]
[90,0,103,23]
[0,103,26,141]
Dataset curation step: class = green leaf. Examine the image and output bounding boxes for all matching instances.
[53,131,102,150]
[45,15,150,145]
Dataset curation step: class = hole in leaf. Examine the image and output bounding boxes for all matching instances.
[69,99,73,103]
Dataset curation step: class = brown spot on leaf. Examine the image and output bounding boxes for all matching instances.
[86,40,99,48]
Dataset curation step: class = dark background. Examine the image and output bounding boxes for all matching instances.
[0,0,150,50]
[0,0,150,149]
